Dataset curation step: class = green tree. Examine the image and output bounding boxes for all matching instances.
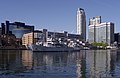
[92,42,108,48]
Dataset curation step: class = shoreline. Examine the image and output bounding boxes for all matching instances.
[0,46,119,51]
[0,46,29,50]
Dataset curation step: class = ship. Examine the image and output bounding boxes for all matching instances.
[28,41,81,52]
[28,35,84,52]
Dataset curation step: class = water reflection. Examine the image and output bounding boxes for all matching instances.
[86,50,111,78]
[0,50,120,78]
[33,51,85,78]
[0,50,33,75]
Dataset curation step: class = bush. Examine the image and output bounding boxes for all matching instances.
[92,42,108,48]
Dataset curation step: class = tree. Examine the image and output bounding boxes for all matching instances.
[92,42,108,48]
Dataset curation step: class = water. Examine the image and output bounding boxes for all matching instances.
[0,50,120,78]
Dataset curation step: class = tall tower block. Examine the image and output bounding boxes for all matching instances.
[77,8,86,41]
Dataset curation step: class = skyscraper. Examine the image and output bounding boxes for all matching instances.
[88,16,114,45]
[77,8,86,41]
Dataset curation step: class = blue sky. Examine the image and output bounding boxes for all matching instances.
[0,0,120,34]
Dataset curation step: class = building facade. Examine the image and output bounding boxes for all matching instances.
[114,33,120,44]
[1,21,34,38]
[22,29,82,47]
[1,33,16,46]
[22,29,48,46]
[22,32,33,46]
[88,16,114,45]
[1,21,34,45]
[77,8,86,41]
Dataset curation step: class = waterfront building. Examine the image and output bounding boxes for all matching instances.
[22,32,33,46]
[1,23,5,35]
[1,21,34,38]
[1,21,34,45]
[88,16,114,45]
[1,33,16,46]
[77,8,86,41]
[89,16,101,25]
[114,33,120,45]
[22,30,44,46]
[22,29,82,47]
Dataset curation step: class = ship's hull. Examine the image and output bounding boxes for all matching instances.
[30,45,80,52]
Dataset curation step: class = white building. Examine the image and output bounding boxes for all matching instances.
[77,8,86,41]
[88,16,114,45]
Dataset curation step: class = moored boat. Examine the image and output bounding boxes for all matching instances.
[29,43,81,52]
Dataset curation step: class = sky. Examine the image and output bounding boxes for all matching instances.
[0,0,120,35]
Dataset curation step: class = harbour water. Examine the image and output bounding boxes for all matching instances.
[0,50,120,78]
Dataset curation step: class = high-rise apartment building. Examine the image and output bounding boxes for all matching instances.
[89,16,101,25]
[77,8,86,41]
[88,16,114,45]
